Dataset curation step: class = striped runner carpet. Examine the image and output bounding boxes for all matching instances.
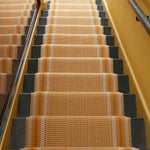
[9,0,146,150]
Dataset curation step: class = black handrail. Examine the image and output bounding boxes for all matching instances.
[128,0,150,35]
[0,0,40,141]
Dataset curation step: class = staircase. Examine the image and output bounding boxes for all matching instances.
[9,0,146,150]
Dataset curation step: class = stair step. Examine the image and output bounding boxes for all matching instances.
[39,17,108,26]
[36,25,111,35]
[34,34,114,46]
[0,4,34,11]
[17,92,137,118]
[19,148,138,150]
[0,74,13,93]
[0,34,26,45]
[0,10,32,17]
[0,45,23,58]
[46,0,102,5]
[44,4,103,11]
[0,58,19,74]
[0,0,34,4]
[23,73,129,93]
[0,17,30,25]
[41,10,106,18]
[27,58,123,74]
[10,117,146,149]
[31,45,118,58]
[0,25,29,34]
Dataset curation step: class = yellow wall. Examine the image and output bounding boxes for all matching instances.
[135,0,150,18]
[103,0,150,148]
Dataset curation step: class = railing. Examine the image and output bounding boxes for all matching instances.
[127,0,150,35]
[0,0,41,140]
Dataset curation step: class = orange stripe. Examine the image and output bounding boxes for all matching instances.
[17,26,21,34]
[50,25,53,33]
[51,9,55,16]
[44,59,47,72]
[48,35,52,44]
[97,35,102,45]
[24,10,27,16]
[14,35,17,44]
[53,3,56,9]
[20,17,24,24]
[50,17,54,24]
[95,25,100,34]
[90,0,93,4]
[91,4,95,10]
[26,4,29,9]
[119,116,125,146]
[92,10,96,17]
[112,93,115,115]
[101,46,105,57]
[46,45,49,57]
[94,17,98,25]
